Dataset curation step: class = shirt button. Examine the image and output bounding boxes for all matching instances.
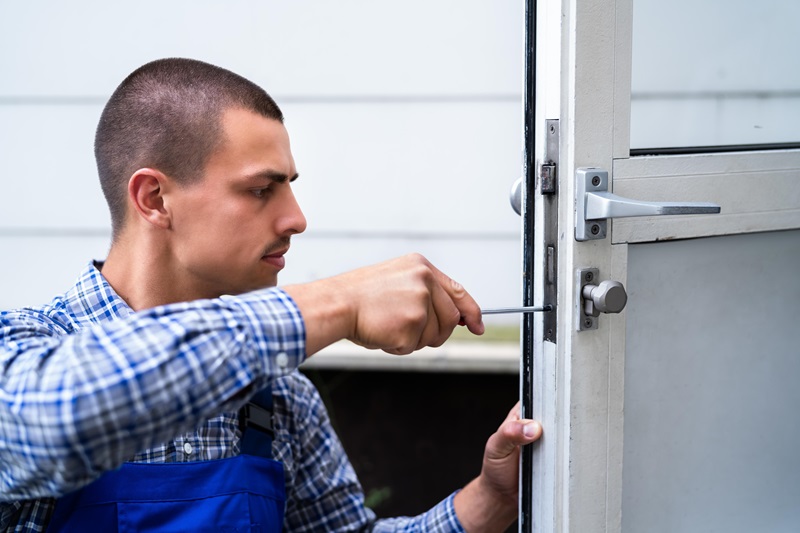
[183,442,193,455]
[276,352,289,368]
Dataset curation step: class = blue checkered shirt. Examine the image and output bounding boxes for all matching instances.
[0,262,464,532]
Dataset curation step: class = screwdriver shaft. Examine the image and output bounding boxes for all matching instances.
[481,305,553,315]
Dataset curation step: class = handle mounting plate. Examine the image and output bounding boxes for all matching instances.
[576,168,609,241]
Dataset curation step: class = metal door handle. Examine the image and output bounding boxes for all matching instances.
[586,191,721,219]
[576,168,721,241]
[510,177,523,215]
[582,280,627,316]
[577,269,627,331]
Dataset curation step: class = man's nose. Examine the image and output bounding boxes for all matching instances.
[276,186,307,236]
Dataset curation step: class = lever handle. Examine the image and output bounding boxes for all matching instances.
[576,168,722,241]
[586,191,721,220]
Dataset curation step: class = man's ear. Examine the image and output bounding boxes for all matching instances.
[128,168,171,229]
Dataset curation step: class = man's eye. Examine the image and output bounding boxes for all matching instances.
[252,187,272,199]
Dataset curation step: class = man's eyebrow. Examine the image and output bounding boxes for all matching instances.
[246,170,300,184]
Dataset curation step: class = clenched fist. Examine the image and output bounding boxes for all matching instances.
[283,254,484,356]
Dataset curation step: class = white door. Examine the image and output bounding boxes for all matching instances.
[521,0,800,531]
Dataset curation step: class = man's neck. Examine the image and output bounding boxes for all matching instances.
[101,234,205,311]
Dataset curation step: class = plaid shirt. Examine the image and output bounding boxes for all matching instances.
[0,262,464,532]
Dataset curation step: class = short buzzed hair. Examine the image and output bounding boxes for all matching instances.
[95,58,284,239]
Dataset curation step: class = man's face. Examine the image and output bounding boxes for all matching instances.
[166,107,307,297]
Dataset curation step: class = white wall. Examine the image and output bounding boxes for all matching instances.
[0,1,526,317]
[3,0,795,312]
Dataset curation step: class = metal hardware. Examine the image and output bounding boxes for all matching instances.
[582,280,627,316]
[577,268,628,331]
[540,163,556,195]
[539,119,559,194]
[540,120,559,342]
[575,168,722,241]
[242,403,275,436]
[512,118,557,213]
[543,244,557,342]
[482,305,553,315]
[510,177,523,215]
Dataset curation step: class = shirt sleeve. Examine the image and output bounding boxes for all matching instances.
[370,493,466,533]
[0,288,306,501]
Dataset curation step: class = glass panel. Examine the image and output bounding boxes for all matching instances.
[631,0,800,150]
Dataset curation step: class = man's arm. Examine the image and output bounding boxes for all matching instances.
[0,288,304,500]
[281,376,540,533]
[1,254,484,501]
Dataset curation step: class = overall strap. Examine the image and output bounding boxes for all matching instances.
[239,384,275,459]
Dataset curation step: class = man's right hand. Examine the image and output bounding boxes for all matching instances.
[283,254,484,356]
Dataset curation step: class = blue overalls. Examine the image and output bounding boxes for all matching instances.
[48,387,285,532]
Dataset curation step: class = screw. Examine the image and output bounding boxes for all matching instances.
[584,318,593,328]
[547,329,553,337]
[585,271,594,282]
[590,224,601,235]
[591,175,601,186]
[549,124,556,134]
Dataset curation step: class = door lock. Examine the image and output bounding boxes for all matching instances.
[577,268,627,331]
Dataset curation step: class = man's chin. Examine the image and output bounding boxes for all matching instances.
[215,276,278,298]
[247,275,279,292]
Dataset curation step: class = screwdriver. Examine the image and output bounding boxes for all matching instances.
[459,304,552,326]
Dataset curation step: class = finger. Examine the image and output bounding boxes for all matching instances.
[428,265,484,335]
[416,278,462,349]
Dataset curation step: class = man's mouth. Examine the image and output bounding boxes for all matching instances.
[261,248,288,270]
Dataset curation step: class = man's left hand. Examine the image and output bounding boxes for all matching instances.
[453,402,542,532]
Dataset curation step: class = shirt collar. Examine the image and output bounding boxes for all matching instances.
[60,261,135,326]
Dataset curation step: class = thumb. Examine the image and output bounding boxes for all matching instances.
[485,419,542,461]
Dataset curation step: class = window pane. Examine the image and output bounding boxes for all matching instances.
[631,0,800,150]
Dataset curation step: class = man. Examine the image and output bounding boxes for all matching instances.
[0,58,542,532]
